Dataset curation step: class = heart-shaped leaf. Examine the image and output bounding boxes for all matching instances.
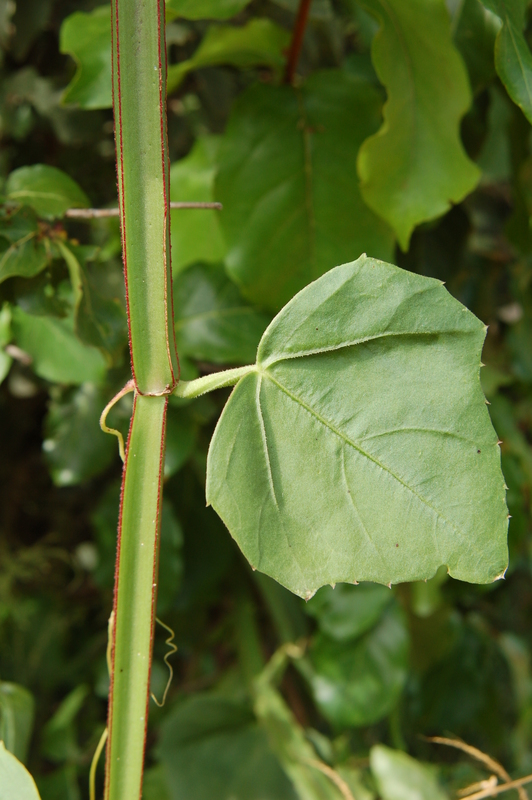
[206,255,508,598]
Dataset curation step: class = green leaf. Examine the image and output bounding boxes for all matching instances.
[157,694,297,800]
[167,19,291,94]
[142,765,170,800]
[0,207,50,283]
[0,741,41,800]
[59,242,127,365]
[302,604,409,727]
[206,255,508,599]
[0,682,35,764]
[271,0,332,19]
[41,685,88,763]
[306,583,393,641]
[10,0,54,62]
[59,6,112,110]
[11,306,107,385]
[156,499,184,614]
[164,406,196,478]
[34,766,79,800]
[357,0,480,251]
[370,745,449,800]
[5,166,89,219]
[170,138,226,273]
[166,0,251,20]
[479,0,532,124]
[216,70,394,312]
[253,668,346,799]
[449,0,500,94]
[43,383,116,486]
[174,263,270,364]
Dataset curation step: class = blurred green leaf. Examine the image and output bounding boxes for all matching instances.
[0,207,49,283]
[271,0,332,19]
[170,138,226,273]
[60,6,112,110]
[10,0,53,62]
[303,605,408,727]
[216,70,394,312]
[357,0,480,250]
[174,262,270,364]
[0,0,15,49]
[0,741,41,800]
[35,766,80,800]
[5,166,89,219]
[156,499,184,614]
[167,19,291,94]
[449,0,500,94]
[11,306,107,384]
[40,685,88,764]
[142,765,170,800]
[409,565,448,618]
[479,0,532,124]
[164,405,196,478]
[477,86,512,183]
[59,243,127,365]
[157,694,297,800]
[166,0,251,20]
[306,583,393,641]
[370,745,448,800]
[253,649,347,799]
[207,257,509,598]
[0,682,34,764]
[43,383,116,486]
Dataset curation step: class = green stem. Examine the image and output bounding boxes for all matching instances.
[173,364,255,399]
[106,1,176,798]
[105,394,167,800]
[112,0,178,395]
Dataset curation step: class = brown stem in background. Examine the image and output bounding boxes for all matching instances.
[283,0,312,85]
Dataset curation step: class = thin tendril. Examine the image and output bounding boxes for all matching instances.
[100,380,135,462]
[150,617,177,708]
[89,612,114,800]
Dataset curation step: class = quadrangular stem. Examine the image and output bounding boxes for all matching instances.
[112,0,178,395]
[105,393,168,800]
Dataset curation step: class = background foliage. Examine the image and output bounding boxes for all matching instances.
[1,0,532,798]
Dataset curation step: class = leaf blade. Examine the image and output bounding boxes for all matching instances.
[207,256,508,598]
[357,0,480,250]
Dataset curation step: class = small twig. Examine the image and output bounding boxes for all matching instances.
[304,758,355,800]
[65,201,222,219]
[283,0,312,85]
[427,737,528,800]
[459,773,532,800]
